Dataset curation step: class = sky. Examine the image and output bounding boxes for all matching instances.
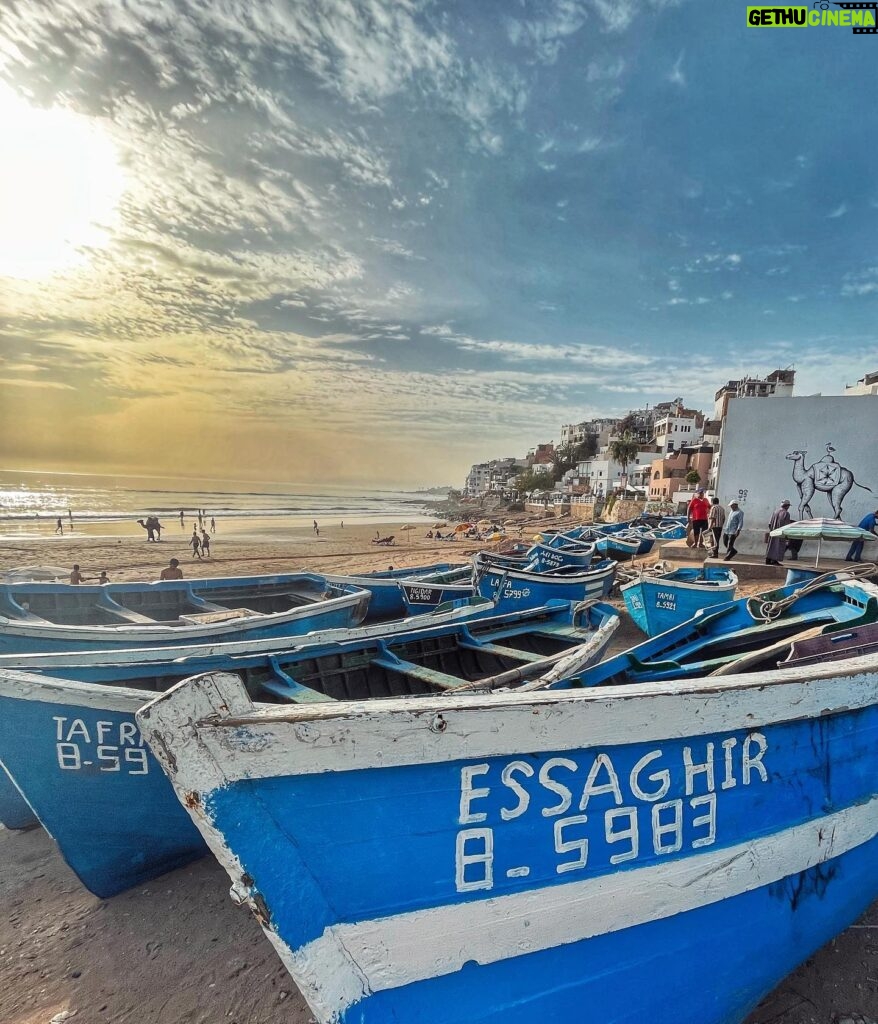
[1,1,877,488]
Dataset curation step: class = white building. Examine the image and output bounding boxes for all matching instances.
[844,370,878,396]
[713,368,796,421]
[572,450,657,495]
[560,417,619,447]
[652,409,704,454]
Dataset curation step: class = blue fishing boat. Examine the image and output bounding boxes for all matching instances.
[593,533,641,560]
[621,566,738,636]
[475,559,616,611]
[0,764,37,830]
[0,602,618,897]
[586,577,877,684]
[525,540,595,573]
[321,563,469,620]
[0,573,369,654]
[399,567,475,615]
[137,579,878,1024]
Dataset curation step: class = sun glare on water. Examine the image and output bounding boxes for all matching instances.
[0,83,127,280]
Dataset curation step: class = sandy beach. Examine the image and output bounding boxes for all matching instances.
[1,521,877,1024]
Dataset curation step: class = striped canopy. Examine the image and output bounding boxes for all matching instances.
[769,517,877,541]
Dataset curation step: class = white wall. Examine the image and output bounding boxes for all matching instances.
[716,396,878,554]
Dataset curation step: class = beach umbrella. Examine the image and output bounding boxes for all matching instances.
[769,517,876,568]
[433,521,447,529]
[455,523,473,533]
[400,524,416,530]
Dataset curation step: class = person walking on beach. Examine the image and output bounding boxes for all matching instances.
[687,488,710,549]
[55,517,64,535]
[160,558,184,580]
[69,564,83,584]
[313,520,319,534]
[68,509,73,528]
[722,502,744,561]
[845,509,878,562]
[180,510,184,527]
[191,528,202,559]
[210,516,216,533]
[200,529,211,557]
[707,498,726,558]
[765,499,793,565]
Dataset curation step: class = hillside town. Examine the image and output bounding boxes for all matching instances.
[462,368,878,543]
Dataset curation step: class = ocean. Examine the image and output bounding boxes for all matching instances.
[0,470,443,532]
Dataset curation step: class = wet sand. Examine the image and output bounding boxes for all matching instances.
[1,520,877,1023]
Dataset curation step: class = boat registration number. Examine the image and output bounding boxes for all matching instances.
[454,733,769,892]
[53,716,149,774]
[654,590,677,611]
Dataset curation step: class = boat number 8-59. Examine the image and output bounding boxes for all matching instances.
[53,716,150,774]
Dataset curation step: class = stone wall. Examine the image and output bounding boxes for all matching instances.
[606,498,647,523]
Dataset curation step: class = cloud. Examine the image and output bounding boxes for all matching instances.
[668,52,686,87]
[828,203,848,219]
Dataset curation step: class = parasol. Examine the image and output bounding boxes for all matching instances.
[769,517,877,568]
[454,523,473,533]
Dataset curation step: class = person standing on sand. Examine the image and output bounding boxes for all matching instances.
[211,517,216,533]
[686,488,710,549]
[845,509,878,562]
[55,517,64,535]
[180,510,184,527]
[707,498,726,558]
[69,564,83,584]
[722,502,744,561]
[160,558,184,580]
[191,529,202,559]
[68,509,73,528]
[200,529,211,557]
[765,499,792,565]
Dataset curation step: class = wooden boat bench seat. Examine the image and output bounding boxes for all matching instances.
[178,608,261,625]
[96,605,155,624]
[370,656,463,691]
[456,639,545,663]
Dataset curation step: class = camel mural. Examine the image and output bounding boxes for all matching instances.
[786,444,873,519]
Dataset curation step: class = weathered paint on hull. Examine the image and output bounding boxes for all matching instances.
[0,761,38,830]
[138,652,878,1024]
[0,678,204,896]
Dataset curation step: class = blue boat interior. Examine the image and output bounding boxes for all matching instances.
[38,605,616,702]
[0,575,352,627]
[582,582,878,686]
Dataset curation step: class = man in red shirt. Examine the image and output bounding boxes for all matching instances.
[687,489,711,549]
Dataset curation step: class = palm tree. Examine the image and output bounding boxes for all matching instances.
[608,431,640,493]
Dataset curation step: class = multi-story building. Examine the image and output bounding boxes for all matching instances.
[648,445,715,501]
[651,401,705,454]
[571,450,657,496]
[713,368,795,421]
[559,417,620,448]
[844,370,878,396]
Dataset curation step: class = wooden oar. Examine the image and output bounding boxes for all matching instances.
[707,625,825,677]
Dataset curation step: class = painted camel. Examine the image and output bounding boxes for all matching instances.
[786,448,872,519]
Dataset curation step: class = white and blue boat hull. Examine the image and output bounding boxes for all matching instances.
[0,674,204,895]
[0,762,37,830]
[476,560,616,611]
[622,567,739,636]
[138,646,878,1024]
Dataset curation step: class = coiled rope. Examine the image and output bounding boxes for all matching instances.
[746,563,877,623]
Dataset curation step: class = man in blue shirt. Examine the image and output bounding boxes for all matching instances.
[845,510,878,562]
[722,501,744,561]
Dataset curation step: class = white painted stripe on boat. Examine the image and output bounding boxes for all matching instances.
[619,574,738,595]
[299,796,878,1013]
[186,655,878,783]
[0,670,151,712]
